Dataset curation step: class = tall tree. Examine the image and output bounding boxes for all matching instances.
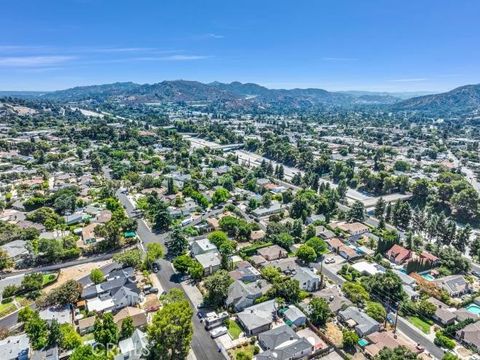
[147,290,193,360]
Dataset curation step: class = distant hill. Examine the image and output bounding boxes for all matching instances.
[7,80,479,116]
[394,84,480,115]
[39,80,403,110]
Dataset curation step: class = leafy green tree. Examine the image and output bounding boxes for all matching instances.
[374,197,386,219]
[204,270,233,308]
[417,299,437,319]
[120,316,135,339]
[363,270,405,304]
[147,290,193,360]
[375,346,419,360]
[19,307,49,350]
[59,323,82,350]
[21,273,43,293]
[44,280,82,307]
[48,319,61,347]
[348,201,365,222]
[173,255,192,274]
[366,301,386,323]
[308,297,332,327]
[212,187,230,205]
[271,232,294,251]
[0,249,14,270]
[145,243,164,268]
[269,278,300,303]
[261,266,282,283]
[296,244,317,263]
[442,353,460,360]
[342,281,370,305]
[207,231,229,247]
[94,312,119,347]
[167,228,188,257]
[305,237,327,255]
[90,268,105,284]
[70,345,97,360]
[342,329,359,350]
[113,249,144,269]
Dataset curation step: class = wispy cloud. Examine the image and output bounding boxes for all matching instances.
[0,55,75,67]
[390,78,428,82]
[322,57,357,62]
[191,33,225,40]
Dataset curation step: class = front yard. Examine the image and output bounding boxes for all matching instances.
[409,315,432,334]
[227,319,243,340]
[228,344,257,360]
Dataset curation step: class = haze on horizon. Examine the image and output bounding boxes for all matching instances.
[1,0,479,93]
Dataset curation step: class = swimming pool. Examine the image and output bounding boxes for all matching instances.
[358,339,369,347]
[420,273,435,281]
[466,304,480,315]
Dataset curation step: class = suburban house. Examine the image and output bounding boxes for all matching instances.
[428,297,456,326]
[315,226,336,240]
[283,305,307,328]
[456,321,480,351]
[335,222,369,238]
[252,202,284,219]
[293,267,321,292]
[226,280,271,312]
[113,307,148,329]
[419,250,440,266]
[229,261,261,282]
[190,238,218,256]
[114,329,148,360]
[194,252,221,275]
[77,316,96,335]
[313,286,352,313]
[237,299,278,336]
[81,266,141,313]
[1,239,29,264]
[256,325,313,360]
[386,244,412,265]
[364,331,422,358]
[39,306,73,325]
[325,238,344,252]
[0,333,30,360]
[338,245,362,261]
[338,307,380,337]
[257,245,288,261]
[65,213,84,225]
[432,275,471,298]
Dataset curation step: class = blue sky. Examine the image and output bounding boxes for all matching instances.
[1,0,479,92]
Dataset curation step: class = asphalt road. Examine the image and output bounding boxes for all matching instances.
[396,316,444,359]
[115,190,224,360]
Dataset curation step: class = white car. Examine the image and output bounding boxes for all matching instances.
[325,257,336,264]
[210,326,228,338]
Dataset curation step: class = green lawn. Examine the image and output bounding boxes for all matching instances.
[0,301,17,318]
[228,344,255,360]
[227,319,242,339]
[42,273,58,287]
[82,333,95,342]
[409,316,432,334]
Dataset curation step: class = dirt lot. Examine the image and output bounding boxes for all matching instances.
[325,322,343,347]
[43,259,113,292]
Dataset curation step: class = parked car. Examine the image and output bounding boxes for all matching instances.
[210,326,227,338]
[325,257,335,264]
[152,260,161,273]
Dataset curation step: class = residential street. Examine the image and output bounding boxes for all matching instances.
[115,190,225,360]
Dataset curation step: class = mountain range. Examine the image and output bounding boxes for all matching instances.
[3,81,480,116]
